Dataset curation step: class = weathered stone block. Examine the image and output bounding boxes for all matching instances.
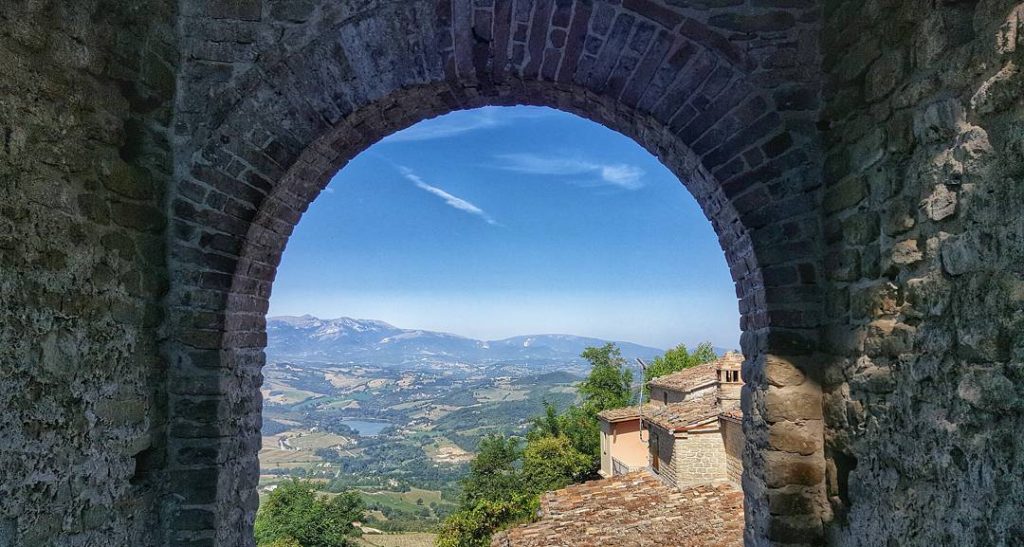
[865,50,906,102]
[94,398,148,427]
[913,98,965,144]
[763,451,826,488]
[925,184,954,221]
[765,355,807,387]
[768,513,825,543]
[764,384,823,422]
[941,232,983,275]
[890,238,923,266]
[824,175,866,213]
[958,367,1019,412]
[769,420,823,456]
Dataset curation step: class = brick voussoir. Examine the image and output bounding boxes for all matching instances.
[154,4,834,545]
[703,112,785,169]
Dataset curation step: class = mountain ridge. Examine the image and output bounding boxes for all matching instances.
[266,315,705,367]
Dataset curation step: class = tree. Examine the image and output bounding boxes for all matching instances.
[435,495,539,547]
[254,479,364,547]
[578,343,633,413]
[527,401,561,441]
[643,342,717,387]
[522,435,592,493]
[550,404,598,469]
[459,434,525,506]
[437,344,636,546]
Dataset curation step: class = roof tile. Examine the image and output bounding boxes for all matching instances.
[644,395,720,432]
[492,472,744,547]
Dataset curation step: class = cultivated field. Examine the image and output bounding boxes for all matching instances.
[356,533,436,547]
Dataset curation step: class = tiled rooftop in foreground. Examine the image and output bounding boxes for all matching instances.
[491,471,744,547]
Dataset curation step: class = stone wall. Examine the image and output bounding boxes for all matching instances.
[650,383,716,406]
[0,1,177,545]
[651,427,678,486]
[674,429,729,486]
[722,418,744,486]
[2,0,1023,545]
[165,1,826,543]
[819,1,1024,545]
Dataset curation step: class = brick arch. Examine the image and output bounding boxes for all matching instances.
[167,1,826,545]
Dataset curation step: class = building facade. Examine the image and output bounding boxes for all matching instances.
[597,352,745,487]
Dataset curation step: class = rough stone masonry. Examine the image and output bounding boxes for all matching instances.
[0,1,1021,546]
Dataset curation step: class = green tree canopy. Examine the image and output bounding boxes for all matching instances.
[460,434,525,506]
[522,435,592,493]
[437,343,640,547]
[643,342,717,387]
[578,343,633,413]
[254,479,364,547]
[527,401,561,441]
[435,495,539,547]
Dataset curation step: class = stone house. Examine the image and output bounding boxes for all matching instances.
[597,351,745,488]
[501,352,748,546]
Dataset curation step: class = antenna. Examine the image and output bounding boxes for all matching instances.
[636,358,648,443]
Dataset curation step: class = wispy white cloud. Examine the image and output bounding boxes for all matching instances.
[399,167,498,225]
[382,106,553,143]
[493,153,646,190]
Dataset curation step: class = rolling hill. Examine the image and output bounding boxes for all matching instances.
[266,315,669,366]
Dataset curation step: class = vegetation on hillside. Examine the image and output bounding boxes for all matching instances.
[435,343,633,546]
[260,365,582,533]
[255,479,365,546]
[255,341,716,545]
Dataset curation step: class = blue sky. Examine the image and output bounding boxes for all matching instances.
[268,106,740,349]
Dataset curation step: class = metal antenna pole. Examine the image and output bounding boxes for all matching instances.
[636,358,648,443]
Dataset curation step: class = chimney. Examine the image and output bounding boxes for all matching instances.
[716,351,744,408]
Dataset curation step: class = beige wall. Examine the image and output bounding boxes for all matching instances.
[611,420,648,472]
[601,419,649,476]
[722,419,744,486]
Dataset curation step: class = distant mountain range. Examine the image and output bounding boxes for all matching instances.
[266,315,677,367]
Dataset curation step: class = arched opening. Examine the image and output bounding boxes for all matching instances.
[257,104,743,542]
[166,2,827,544]
[6,1,1022,546]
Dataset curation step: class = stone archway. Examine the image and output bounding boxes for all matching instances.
[4,1,1024,546]
[166,1,828,545]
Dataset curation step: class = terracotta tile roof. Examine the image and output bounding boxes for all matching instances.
[646,352,745,393]
[719,407,744,422]
[644,395,721,432]
[597,404,661,423]
[491,472,744,547]
[646,361,718,393]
